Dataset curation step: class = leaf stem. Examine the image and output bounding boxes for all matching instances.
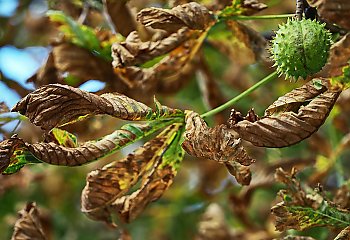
[221,14,295,21]
[201,71,278,118]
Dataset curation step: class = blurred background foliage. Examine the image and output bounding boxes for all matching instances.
[0,0,349,239]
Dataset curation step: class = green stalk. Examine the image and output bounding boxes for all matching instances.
[221,14,295,21]
[201,71,278,118]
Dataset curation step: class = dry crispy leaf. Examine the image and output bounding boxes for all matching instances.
[30,43,118,87]
[52,42,115,85]
[104,0,135,37]
[182,111,254,185]
[318,34,350,78]
[312,0,350,30]
[195,203,233,240]
[81,123,183,225]
[137,2,214,32]
[276,237,316,240]
[265,79,329,115]
[0,137,25,173]
[271,168,350,231]
[0,119,177,172]
[113,161,177,222]
[334,185,350,209]
[228,79,343,147]
[11,202,47,240]
[114,29,206,93]
[335,226,350,240]
[112,27,189,67]
[28,53,60,87]
[12,84,183,131]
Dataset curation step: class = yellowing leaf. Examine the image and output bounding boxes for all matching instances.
[0,119,180,173]
[271,168,350,231]
[81,123,184,225]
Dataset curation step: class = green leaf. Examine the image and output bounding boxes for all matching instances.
[46,10,113,61]
[271,168,350,231]
[160,124,185,170]
[219,0,244,18]
[276,196,350,231]
[332,62,350,87]
[0,118,182,173]
[81,122,185,225]
[49,128,78,147]
[218,0,267,19]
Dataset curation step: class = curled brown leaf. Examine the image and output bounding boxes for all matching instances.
[182,111,254,185]
[30,42,118,87]
[113,163,176,222]
[112,27,189,68]
[0,136,24,173]
[312,0,350,30]
[228,79,343,147]
[11,202,47,240]
[114,29,206,94]
[12,84,153,130]
[81,124,182,225]
[271,168,350,232]
[318,34,350,78]
[137,2,214,32]
[0,120,176,169]
[104,0,136,37]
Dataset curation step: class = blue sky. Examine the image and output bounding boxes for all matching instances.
[0,0,107,138]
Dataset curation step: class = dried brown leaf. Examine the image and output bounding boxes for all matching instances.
[113,162,176,222]
[228,79,343,147]
[313,0,350,30]
[114,29,206,93]
[195,203,233,240]
[241,0,268,15]
[265,79,329,116]
[318,34,350,78]
[275,237,316,240]
[0,137,24,173]
[112,27,189,67]
[30,42,118,88]
[182,111,254,185]
[81,124,182,225]
[12,84,153,130]
[30,124,149,166]
[11,202,47,240]
[137,2,214,32]
[104,0,136,37]
[334,185,350,209]
[271,168,350,232]
[28,53,60,87]
[335,226,350,240]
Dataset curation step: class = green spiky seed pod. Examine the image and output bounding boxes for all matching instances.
[271,18,332,80]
